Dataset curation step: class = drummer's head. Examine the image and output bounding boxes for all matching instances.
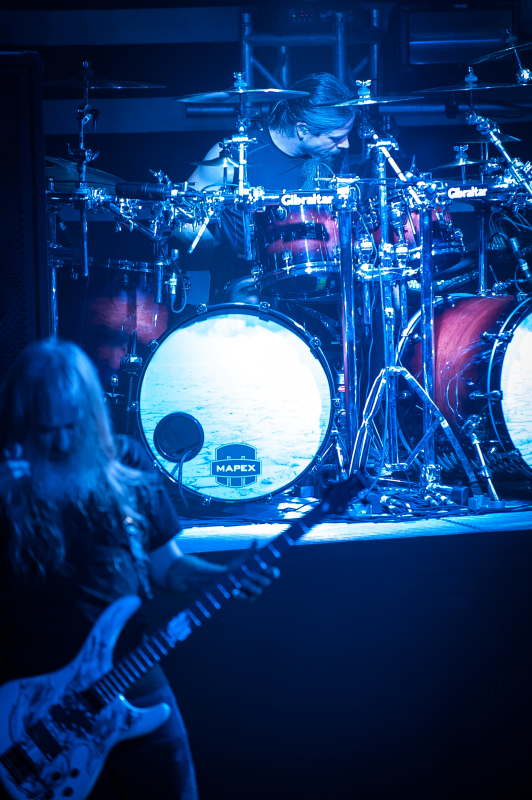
[269,72,355,156]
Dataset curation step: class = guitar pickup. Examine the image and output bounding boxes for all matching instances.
[26,720,62,760]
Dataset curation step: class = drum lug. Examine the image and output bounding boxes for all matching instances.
[469,389,503,401]
[196,303,208,314]
[259,301,271,313]
[310,336,321,350]
[148,339,159,351]
[481,330,513,343]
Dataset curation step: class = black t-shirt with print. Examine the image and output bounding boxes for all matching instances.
[0,437,181,697]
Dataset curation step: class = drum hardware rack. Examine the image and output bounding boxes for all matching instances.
[43,61,532,514]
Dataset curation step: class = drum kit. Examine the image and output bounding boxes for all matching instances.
[47,43,532,511]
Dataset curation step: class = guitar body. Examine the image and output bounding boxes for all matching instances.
[0,596,170,800]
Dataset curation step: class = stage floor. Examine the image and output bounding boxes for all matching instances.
[176,498,532,553]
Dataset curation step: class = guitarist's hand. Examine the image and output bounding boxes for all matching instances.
[150,539,279,599]
[226,541,280,601]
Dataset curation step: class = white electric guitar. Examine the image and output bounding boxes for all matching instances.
[0,473,366,800]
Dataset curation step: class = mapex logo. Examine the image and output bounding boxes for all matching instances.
[448,186,489,200]
[210,443,262,488]
[281,192,334,206]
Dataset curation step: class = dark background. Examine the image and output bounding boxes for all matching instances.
[2,3,532,798]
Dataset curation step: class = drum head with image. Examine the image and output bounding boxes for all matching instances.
[138,306,333,501]
[499,303,532,471]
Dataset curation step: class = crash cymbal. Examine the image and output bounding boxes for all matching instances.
[430,157,483,171]
[174,88,309,103]
[470,40,532,65]
[45,75,165,90]
[326,94,419,107]
[45,157,124,189]
[455,132,521,144]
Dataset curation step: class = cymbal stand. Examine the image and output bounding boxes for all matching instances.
[187,73,257,260]
[466,111,532,200]
[68,62,101,278]
[349,120,481,498]
[336,182,359,462]
[358,114,424,469]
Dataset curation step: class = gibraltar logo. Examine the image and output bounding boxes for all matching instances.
[210,443,262,487]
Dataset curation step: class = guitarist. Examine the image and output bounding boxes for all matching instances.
[0,339,277,800]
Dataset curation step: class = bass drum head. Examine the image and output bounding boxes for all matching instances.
[138,304,334,502]
[496,299,532,471]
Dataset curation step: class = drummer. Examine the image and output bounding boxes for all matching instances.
[180,72,356,295]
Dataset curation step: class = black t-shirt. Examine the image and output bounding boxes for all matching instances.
[0,437,181,697]
[216,126,347,255]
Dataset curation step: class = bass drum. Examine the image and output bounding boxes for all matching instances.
[398,294,532,477]
[138,304,335,502]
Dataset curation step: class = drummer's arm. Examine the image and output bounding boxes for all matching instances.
[187,142,226,190]
[172,143,226,249]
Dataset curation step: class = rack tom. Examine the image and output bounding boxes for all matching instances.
[254,199,341,301]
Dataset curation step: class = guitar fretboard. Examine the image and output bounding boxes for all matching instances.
[87,512,322,707]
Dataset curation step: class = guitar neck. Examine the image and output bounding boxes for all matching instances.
[85,475,364,708]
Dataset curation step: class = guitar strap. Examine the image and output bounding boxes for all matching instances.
[123,516,154,601]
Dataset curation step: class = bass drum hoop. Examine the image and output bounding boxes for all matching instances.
[137,302,336,503]
[396,293,532,478]
[486,295,532,472]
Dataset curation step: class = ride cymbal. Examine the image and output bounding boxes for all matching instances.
[470,40,532,65]
[325,94,420,107]
[455,132,520,144]
[174,88,309,103]
[45,75,165,90]
[412,81,530,94]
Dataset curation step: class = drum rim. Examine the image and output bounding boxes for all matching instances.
[136,302,337,503]
[397,293,532,477]
[257,264,340,300]
[486,295,532,468]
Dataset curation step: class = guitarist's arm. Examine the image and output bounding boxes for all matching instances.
[149,536,278,599]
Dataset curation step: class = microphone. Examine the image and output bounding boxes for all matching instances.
[509,237,532,285]
[114,182,168,201]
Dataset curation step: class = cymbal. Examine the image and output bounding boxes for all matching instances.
[45,74,165,90]
[455,133,520,144]
[412,81,531,94]
[45,157,124,189]
[326,94,420,107]
[470,40,532,65]
[430,157,483,171]
[190,155,257,167]
[174,88,309,103]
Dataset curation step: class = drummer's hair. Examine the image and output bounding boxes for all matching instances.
[268,72,355,136]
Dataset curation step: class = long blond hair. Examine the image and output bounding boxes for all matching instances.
[0,339,152,584]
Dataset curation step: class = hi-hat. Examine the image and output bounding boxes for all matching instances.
[455,132,520,144]
[190,155,257,167]
[430,157,483,171]
[45,75,165,90]
[174,88,309,103]
[45,157,124,189]
[470,40,532,65]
